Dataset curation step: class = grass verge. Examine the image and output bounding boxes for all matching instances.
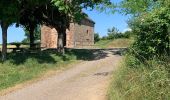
[0,49,94,92]
[95,39,113,48]
[95,38,134,49]
[108,55,170,100]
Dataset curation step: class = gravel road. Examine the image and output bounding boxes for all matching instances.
[0,49,122,100]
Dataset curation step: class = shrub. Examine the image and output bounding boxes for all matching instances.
[130,7,170,59]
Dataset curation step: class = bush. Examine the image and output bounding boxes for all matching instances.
[130,7,170,59]
[123,31,133,38]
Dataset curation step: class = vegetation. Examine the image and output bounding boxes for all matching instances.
[94,26,134,49]
[94,33,100,43]
[106,27,133,40]
[0,0,114,61]
[108,0,170,99]
[107,38,134,48]
[130,6,170,60]
[22,25,41,44]
[95,38,133,49]
[95,39,113,48]
[108,55,170,100]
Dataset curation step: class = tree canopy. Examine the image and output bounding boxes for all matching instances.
[0,0,115,60]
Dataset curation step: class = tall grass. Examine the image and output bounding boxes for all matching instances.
[108,55,170,100]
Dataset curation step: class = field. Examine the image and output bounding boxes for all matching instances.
[95,38,134,49]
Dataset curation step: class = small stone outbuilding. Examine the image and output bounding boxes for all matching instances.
[41,18,95,49]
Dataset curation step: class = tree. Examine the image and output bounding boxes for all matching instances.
[22,25,41,43]
[119,0,158,16]
[107,27,120,39]
[1,0,115,57]
[18,0,114,54]
[0,1,19,61]
[94,33,100,43]
[18,0,47,49]
[50,0,114,54]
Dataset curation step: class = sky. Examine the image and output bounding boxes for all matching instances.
[0,0,130,44]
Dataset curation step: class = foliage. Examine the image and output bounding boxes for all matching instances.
[94,33,100,43]
[0,0,20,61]
[108,1,170,100]
[108,55,170,100]
[22,25,41,43]
[106,27,132,40]
[0,1,19,25]
[119,0,161,16]
[101,36,108,40]
[123,31,133,38]
[107,27,120,39]
[130,6,170,59]
[0,0,115,58]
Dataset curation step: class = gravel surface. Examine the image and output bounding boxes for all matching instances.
[0,49,122,100]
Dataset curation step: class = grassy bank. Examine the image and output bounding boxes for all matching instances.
[95,38,134,49]
[108,55,170,100]
[0,49,94,91]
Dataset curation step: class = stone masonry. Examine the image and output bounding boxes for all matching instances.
[41,18,95,48]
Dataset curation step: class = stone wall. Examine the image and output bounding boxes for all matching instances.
[41,25,58,48]
[66,23,75,48]
[41,18,95,49]
[74,19,94,48]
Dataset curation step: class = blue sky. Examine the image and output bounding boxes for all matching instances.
[0,0,130,43]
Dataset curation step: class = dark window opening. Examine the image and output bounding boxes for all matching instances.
[87,30,89,34]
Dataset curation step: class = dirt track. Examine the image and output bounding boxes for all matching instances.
[0,49,122,100]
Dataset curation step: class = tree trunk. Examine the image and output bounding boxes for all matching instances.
[57,28,66,55]
[29,28,35,49]
[1,22,8,61]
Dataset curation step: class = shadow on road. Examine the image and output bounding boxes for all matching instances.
[0,48,127,65]
[68,48,127,61]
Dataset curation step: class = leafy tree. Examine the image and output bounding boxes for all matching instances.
[0,0,115,58]
[22,25,41,44]
[18,0,48,48]
[0,1,19,61]
[94,33,100,43]
[107,27,121,39]
[48,0,114,54]
[119,0,158,16]
[19,0,114,53]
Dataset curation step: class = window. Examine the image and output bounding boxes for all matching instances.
[87,30,89,34]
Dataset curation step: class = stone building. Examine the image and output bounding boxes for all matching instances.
[41,18,95,49]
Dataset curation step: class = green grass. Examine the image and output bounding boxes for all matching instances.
[0,49,94,91]
[95,39,113,48]
[107,38,134,48]
[95,38,134,49]
[108,55,170,100]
